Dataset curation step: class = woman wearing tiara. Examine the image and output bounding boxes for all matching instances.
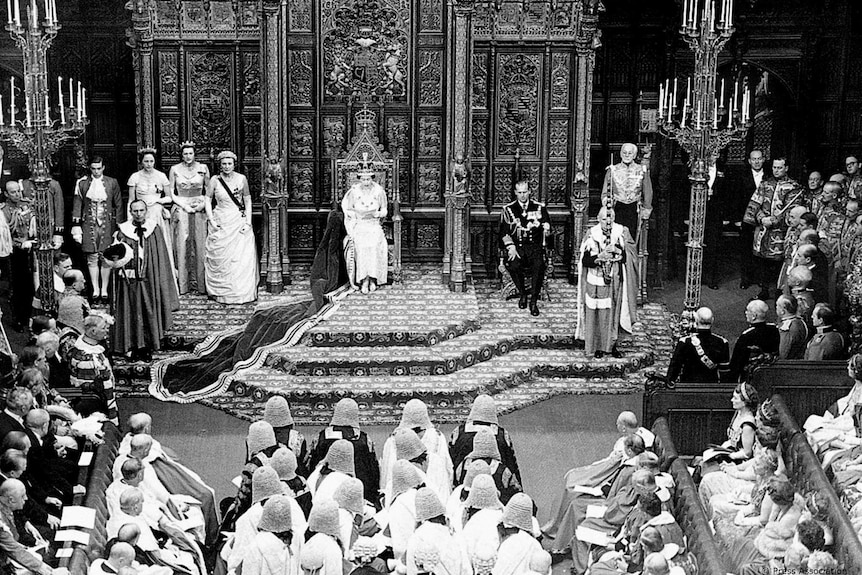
[127,148,175,261]
[342,162,388,294]
[204,150,258,304]
[168,141,211,294]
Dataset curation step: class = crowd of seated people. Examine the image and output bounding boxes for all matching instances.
[188,393,558,575]
[0,367,113,575]
[804,353,862,541]
[689,385,844,573]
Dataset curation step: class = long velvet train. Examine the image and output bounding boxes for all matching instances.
[150,211,349,402]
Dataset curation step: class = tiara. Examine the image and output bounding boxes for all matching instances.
[180,140,196,149]
[138,146,157,156]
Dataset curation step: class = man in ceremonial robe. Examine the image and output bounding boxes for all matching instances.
[576,203,638,358]
[109,200,179,360]
[743,157,805,301]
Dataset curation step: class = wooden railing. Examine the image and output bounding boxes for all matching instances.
[651,418,728,575]
[643,360,853,456]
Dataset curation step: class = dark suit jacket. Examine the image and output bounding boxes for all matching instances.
[0,411,26,445]
[25,432,74,504]
[46,355,70,389]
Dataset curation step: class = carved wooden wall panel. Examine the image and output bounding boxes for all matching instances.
[281,0,446,262]
[471,46,575,210]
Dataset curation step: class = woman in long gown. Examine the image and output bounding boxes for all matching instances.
[127,148,174,266]
[168,142,210,294]
[342,169,388,294]
[205,150,258,304]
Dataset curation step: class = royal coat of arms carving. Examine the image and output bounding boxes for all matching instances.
[322,0,410,100]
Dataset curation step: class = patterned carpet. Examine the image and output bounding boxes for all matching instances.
[114,265,675,424]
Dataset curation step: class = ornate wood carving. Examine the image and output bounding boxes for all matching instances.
[546,165,567,204]
[419,51,443,107]
[551,52,570,109]
[289,163,314,203]
[288,50,313,106]
[289,0,312,31]
[321,0,410,101]
[471,118,487,158]
[157,51,178,108]
[290,117,314,157]
[497,53,541,156]
[242,52,261,107]
[289,223,315,249]
[470,164,486,205]
[418,117,442,156]
[323,116,347,152]
[420,0,443,32]
[471,53,488,109]
[548,119,569,158]
[418,162,442,204]
[159,118,180,157]
[189,52,233,152]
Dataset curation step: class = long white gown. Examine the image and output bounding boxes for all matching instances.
[342,181,388,287]
[205,175,258,304]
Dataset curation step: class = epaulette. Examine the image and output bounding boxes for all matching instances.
[741,326,755,335]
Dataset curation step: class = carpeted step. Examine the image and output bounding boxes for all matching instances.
[266,332,658,377]
[189,374,643,425]
[230,345,654,399]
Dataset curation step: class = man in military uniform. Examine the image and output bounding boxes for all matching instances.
[499,177,550,316]
[726,299,780,383]
[743,157,805,301]
[601,142,653,238]
[666,307,729,383]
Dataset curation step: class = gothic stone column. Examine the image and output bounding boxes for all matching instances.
[443,0,475,291]
[127,0,156,147]
[260,0,289,292]
[569,8,601,283]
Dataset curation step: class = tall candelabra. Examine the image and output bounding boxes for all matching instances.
[1,0,88,313]
[657,0,750,323]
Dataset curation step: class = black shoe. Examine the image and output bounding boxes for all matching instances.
[530,302,540,316]
[594,350,605,358]
[518,294,528,309]
[611,346,624,358]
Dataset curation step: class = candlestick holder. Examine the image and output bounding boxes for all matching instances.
[658,0,750,327]
[1,0,88,313]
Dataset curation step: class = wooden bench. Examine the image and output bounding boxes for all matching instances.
[771,394,862,571]
[651,418,727,575]
[57,422,122,575]
[643,360,853,457]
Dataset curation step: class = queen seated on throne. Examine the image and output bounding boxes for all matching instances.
[342,158,388,294]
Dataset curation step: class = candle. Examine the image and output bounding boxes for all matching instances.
[713,99,718,129]
[77,81,81,116]
[68,77,72,112]
[6,0,11,24]
[692,0,698,28]
[0,95,4,126]
[44,93,48,125]
[732,80,739,111]
[82,87,86,117]
[9,77,14,124]
[682,0,687,28]
[659,83,664,119]
[727,102,733,129]
[42,0,47,23]
[13,0,19,26]
[681,104,687,128]
[672,77,678,109]
[709,0,715,31]
[25,94,30,127]
[30,0,37,26]
[50,0,55,23]
[728,0,733,26]
[686,77,692,103]
[58,76,64,124]
[720,78,725,107]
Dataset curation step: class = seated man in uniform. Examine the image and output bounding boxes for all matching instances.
[499,176,551,316]
[666,307,730,383]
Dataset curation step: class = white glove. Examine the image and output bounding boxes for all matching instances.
[71,226,83,244]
